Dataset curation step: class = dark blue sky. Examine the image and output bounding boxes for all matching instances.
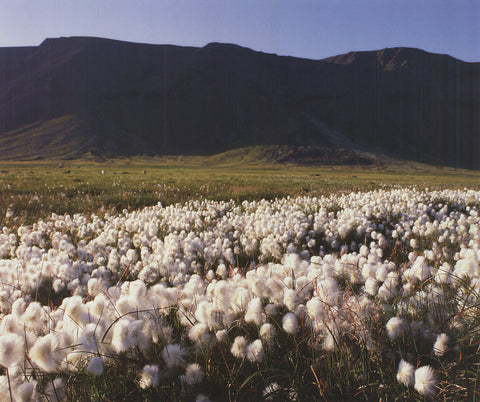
[1,0,479,62]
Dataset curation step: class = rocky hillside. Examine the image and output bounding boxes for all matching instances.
[0,37,478,167]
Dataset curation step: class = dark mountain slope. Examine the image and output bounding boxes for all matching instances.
[0,37,479,168]
[321,47,480,167]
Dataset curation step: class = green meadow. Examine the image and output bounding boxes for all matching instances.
[1,156,479,227]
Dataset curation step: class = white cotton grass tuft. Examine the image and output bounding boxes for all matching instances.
[306,297,324,321]
[264,304,277,317]
[244,297,264,326]
[433,333,449,357]
[188,323,212,346]
[14,380,38,402]
[282,312,298,335]
[111,318,132,353]
[11,298,26,317]
[414,365,437,396]
[162,344,186,368]
[246,339,264,363]
[181,363,204,386]
[87,356,104,376]
[259,323,276,343]
[283,288,298,311]
[364,278,379,296]
[0,333,25,368]
[215,329,228,343]
[385,317,406,341]
[230,336,247,359]
[396,359,415,387]
[29,334,59,373]
[323,332,336,352]
[139,364,159,389]
[216,263,228,278]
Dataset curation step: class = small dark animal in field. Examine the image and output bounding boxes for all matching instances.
[143,170,147,174]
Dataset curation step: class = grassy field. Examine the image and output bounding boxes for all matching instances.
[1,156,479,227]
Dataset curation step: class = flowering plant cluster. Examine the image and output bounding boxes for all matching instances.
[0,188,479,399]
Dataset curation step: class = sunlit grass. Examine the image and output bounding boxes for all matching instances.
[1,157,479,228]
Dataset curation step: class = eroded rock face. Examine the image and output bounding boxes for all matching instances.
[0,37,479,167]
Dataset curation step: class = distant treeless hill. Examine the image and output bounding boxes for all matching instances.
[0,37,478,168]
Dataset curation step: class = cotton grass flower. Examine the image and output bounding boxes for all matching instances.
[87,356,104,376]
[414,365,437,396]
[215,329,227,343]
[396,359,415,387]
[181,363,203,386]
[188,323,212,346]
[323,332,336,352]
[433,333,448,356]
[282,312,298,335]
[385,317,406,341]
[364,278,379,296]
[264,303,277,317]
[246,339,264,363]
[0,333,25,368]
[29,334,59,373]
[259,323,275,343]
[139,364,159,389]
[245,297,264,326]
[231,336,247,359]
[14,380,38,402]
[162,344,186,368]
[111,318,132,353]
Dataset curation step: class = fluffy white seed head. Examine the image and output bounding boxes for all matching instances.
[385,317,406,341]
[246,339,264,363]
[162,344,186,368]
[306,297,324,321]
[414,365,437,396]
[433,333,449,357]
[396,359,415,387]
[245,297,264,327]
[87,356,104,376]
[364,278,379,297]
[215,329,228,343]
[231,336,247,359]
[181,363,203,386]
[14,380,38,402]
[259,323,276,343]
[29,334,59,373]
[282,313,298,335]
[188,323,212,346]
[0,333,25,368]
[139,364,159,389]
[111,318,132,353]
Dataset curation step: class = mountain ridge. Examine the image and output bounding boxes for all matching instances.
[0,37,479,168]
